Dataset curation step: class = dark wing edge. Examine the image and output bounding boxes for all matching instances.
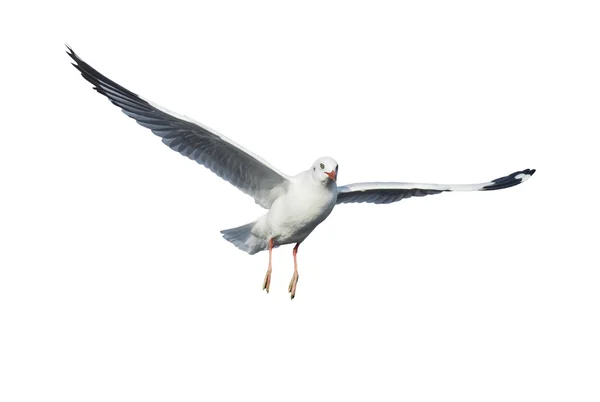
[481,169,536,191]
[336,188,446,204]
[66,45,288,208]
[336,169,536,205]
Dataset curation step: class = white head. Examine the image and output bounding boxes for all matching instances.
[311,156,338,184]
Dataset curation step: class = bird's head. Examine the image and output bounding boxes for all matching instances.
[311,157,338,184]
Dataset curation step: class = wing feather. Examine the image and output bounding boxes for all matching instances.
[67,46,288,208]
[336,169,535,205]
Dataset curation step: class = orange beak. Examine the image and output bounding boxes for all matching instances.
[325,170,337,181]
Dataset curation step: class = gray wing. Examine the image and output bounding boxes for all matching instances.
[336,169,536,204]
[67,46,288,209]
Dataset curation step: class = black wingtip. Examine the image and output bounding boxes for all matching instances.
[66,44,82,69]
[65,43,74,58]
[481,168,536,191]
[65,45,145,102]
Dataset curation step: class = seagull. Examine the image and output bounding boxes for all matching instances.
[67,46,535,299]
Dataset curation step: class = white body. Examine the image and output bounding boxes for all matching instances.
[256,171,337,245]
[220,157,339,254]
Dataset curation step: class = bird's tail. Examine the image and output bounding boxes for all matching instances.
[220,221,268,255]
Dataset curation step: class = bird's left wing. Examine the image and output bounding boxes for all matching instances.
[336,169,535,204]
[67,46,289,209]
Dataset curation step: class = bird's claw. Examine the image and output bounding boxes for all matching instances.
[262,269,271,293]
[288,272,299,300]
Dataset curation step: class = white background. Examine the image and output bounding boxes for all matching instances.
[1,1,599,401]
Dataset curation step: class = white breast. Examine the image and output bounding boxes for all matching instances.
[263,173,337,245]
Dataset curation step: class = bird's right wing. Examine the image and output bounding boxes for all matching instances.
[336,169,535,204]
[67,46,289,209]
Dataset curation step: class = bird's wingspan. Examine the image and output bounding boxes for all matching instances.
[336,169,536,205]
[67,46,289,209]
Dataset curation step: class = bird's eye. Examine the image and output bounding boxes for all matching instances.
[319,163,325,169]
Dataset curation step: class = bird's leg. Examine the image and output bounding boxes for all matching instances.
[262,238,274,293]
[288,242,301,300]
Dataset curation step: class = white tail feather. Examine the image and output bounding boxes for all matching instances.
[220,222,268,255]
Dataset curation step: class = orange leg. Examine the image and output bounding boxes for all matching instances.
[262,238,275,293]
[288,242,301,300]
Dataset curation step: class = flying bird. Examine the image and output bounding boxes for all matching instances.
[67,46,535,299]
